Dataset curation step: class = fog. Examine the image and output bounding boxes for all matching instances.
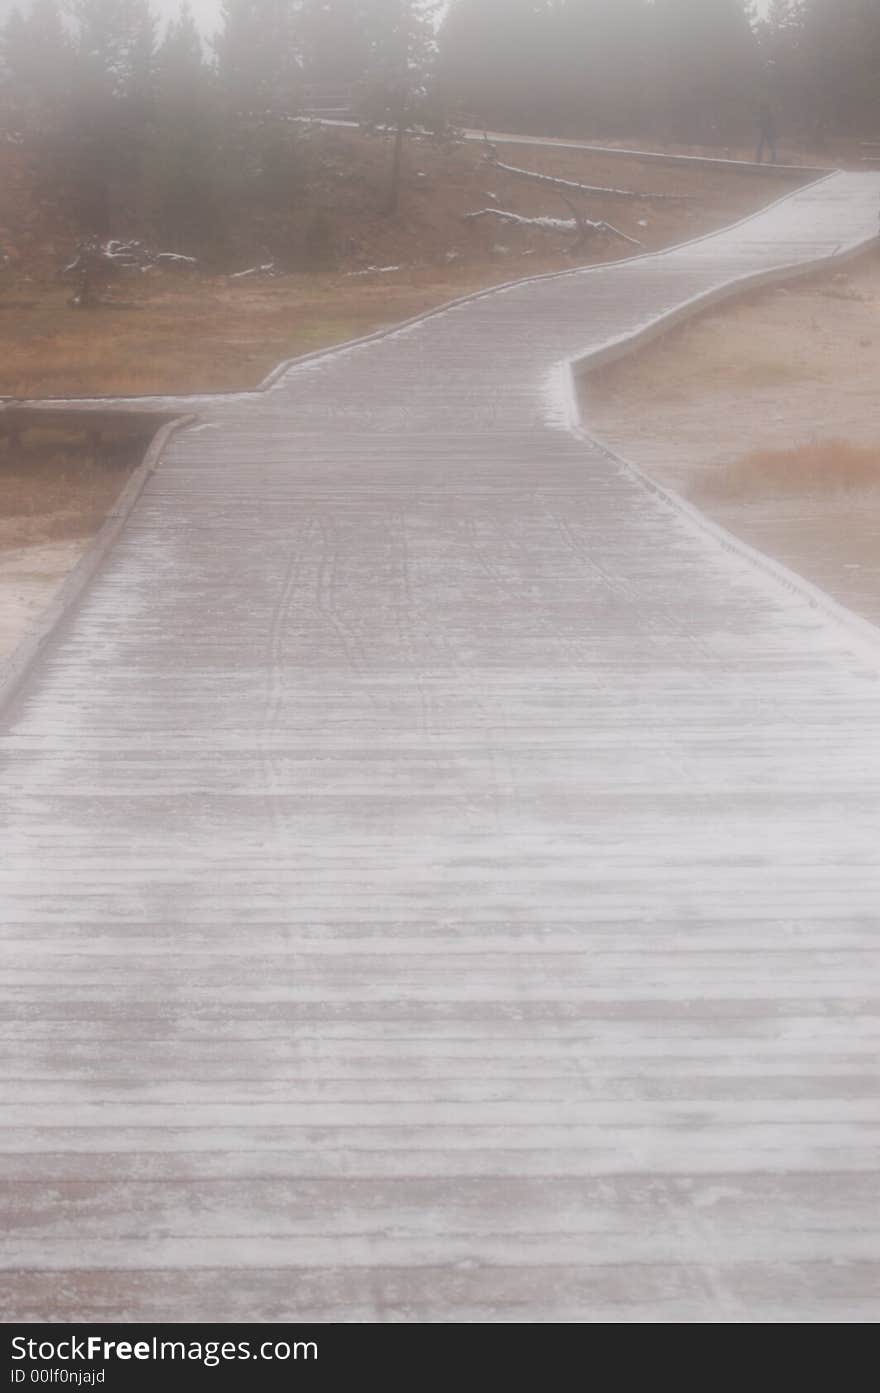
[153,0,221,33]
[0,0,222,33]
[2,0,878,1338]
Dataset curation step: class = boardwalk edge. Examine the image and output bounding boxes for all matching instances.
[564,243,880,671]
[0,414,198,717]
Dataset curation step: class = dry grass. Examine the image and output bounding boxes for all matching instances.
[0,430,141,548]
[0,270,565,399]
[0,129,797,401]
[693,438,880,501]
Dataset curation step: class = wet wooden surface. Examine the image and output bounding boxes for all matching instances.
[2,173,880,1322]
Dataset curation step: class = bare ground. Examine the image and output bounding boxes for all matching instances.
[582,250,880,627]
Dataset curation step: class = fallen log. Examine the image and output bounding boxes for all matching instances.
[61,238,198,307]
[483,142,691,202]
[463,207,642,248]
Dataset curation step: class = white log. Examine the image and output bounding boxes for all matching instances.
[484,143,691,202]
[463,207,641,247]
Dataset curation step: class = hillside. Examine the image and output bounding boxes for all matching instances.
[0,125,806,400]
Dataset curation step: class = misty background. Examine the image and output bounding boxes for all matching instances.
[0,3,219,32]
[0,2,775,37]
[1,2,875,273]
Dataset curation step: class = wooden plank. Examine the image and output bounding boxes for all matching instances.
[2,171,880,1323]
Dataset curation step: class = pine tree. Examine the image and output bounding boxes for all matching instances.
[63,1,158,232]
[755,1,807,139]
[801,0,880,136]
[438,0,558,133]
[148,2,216,246]
[340,1,441,214]
[299,0,373,85]
[554,1,653,137]
[1,0,71,126]
[68,0,157,97]
[214,0,302,115]
[213,0,310,239]
[652,0,759,143]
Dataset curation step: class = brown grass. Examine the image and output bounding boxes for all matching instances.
[0,431,140,548]
[693,438,880,501]
[0,128,799,401]
[0,271,538,399]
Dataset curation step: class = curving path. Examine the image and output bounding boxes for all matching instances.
[302,117,830,175]
[2,173,880,1323]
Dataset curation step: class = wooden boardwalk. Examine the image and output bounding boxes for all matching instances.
[2,173,880,1323]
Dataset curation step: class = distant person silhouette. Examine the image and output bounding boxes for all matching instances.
[756,102,778,164]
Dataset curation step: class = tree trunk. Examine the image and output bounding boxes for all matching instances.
[385,108,406,216]
[483,144,690,202]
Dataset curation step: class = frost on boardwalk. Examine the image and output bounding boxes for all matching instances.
[2,172,880,1324]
